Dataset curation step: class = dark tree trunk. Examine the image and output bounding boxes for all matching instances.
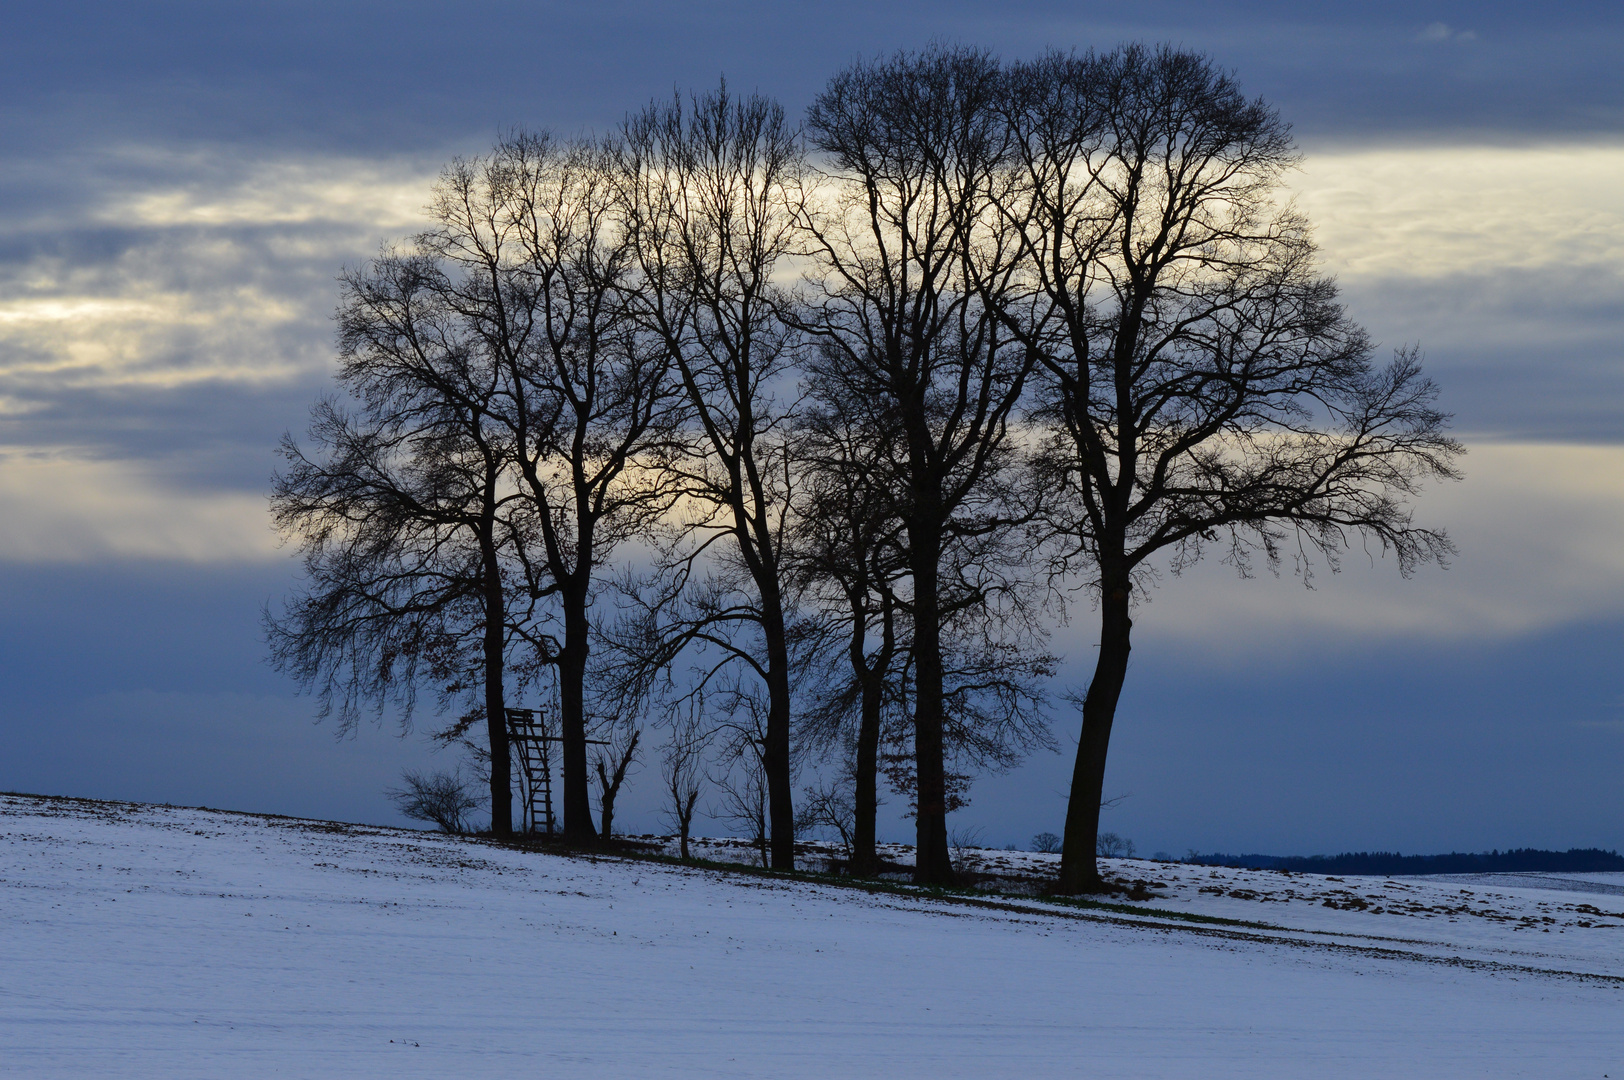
[849,593,893,877]
[558,580,598,845]
[480,533,512,839]
[1057,565,1133,893]
[909,521,954,885]
[761,584,796,871]
[596,728,640,841]
[851,664,884,876]
[678,799,696,859]
[596,763,616,839]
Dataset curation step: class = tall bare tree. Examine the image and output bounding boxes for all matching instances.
[790,368,1057,875]
[787,377,909,875]
[995,46,1462,892]
[269,252,524,835]
[615,83,805,869]
[423,134,686,843]
[799,46,1039,883]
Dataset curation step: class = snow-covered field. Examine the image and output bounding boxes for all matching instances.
[3,794,1620,1078]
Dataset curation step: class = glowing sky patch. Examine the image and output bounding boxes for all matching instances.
[0,451,280,562]
[1294,144,1624,278]
[1131,442,1624,647]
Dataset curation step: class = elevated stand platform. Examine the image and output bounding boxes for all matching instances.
[504,708,607,836]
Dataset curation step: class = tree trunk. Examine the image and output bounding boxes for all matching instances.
[909,522,954,885]
[559,580,598,846]
[597,729,639,841]
[760,585,796,871]
[480,539,512,839]
[1057,567,1133,893]
[851,664,883,876]
[597,762,616,840]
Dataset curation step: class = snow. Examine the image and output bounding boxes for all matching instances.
[3,793,1621,1078]
[639,838,1624,981]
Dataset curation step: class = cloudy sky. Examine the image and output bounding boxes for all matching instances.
[2,1,1621,855]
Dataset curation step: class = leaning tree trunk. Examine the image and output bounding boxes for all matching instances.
[1057,564,1134,893]
[558,578,599,846]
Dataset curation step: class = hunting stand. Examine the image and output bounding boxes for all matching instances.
[505,708,607,836]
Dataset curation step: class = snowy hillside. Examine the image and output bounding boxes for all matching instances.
[2,793,1620,1079]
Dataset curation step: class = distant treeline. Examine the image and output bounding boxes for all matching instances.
[1185,848,1624,876]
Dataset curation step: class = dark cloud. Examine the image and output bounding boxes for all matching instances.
[976,615,1624,855]
[2,2,1619,481]
[1341,270,1624,442]
[2,2,1620,156]
[0,561,449,826]
[0,380,322,493]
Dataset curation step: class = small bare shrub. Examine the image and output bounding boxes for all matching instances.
[949,825,986,877]
[388,769,482,834]
[662,720,708,859]
[796,778,856,862]
[1096,832,1136,859]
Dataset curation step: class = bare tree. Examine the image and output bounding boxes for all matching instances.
[791,359,1056,877]
[1095,832,1135,859]
[615,83,805,869]
[592,725,641,840]
[661,719,708,859]
[787,380,908,876]
[871,617,1055,819]
[949,824,986,877]
[995,46,1462,892]
[712,745,771,869]
[798,47,1040,884]
[796,774,857,864]
[388,769,485,834]
[269,251,526,836]
[422,133,686,844]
